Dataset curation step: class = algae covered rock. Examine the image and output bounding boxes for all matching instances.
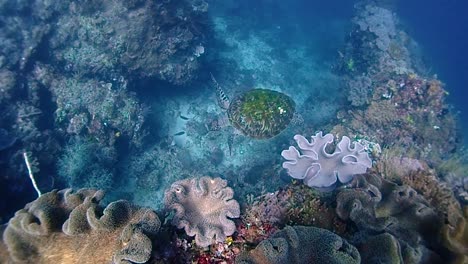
[227,89,295,139]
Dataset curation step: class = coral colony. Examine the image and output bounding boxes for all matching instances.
[281,132,372,188]
[0,1,467,264]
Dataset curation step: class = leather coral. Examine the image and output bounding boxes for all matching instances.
[282,132,372,189]
[335,173,461,263]
[0,188,160,264]
[164,176,240,247]
[235,225,360,264]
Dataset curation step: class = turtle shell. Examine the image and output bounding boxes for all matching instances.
[227,89,295,139]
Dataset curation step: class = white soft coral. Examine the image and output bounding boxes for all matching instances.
[281,132,372,189]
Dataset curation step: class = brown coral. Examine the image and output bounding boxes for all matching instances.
[235,225,360,264]
[1,188,160,264]
[401,170,462,227]
[337,174,441,257]
[164,176,240,247]
[442,206,468,264]
[373,149,467,231]
[336,173,466,262]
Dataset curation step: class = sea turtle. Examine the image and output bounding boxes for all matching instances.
[210,73,295,139]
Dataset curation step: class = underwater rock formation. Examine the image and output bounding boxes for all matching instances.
[235,225,360,264]
[334,2,458,166]
[0,188,160,264]
[32,64,146,147]
[164,176,240,247]
[281,132,372,188]
[48,0,208,85]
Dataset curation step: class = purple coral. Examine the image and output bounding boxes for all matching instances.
[281,132,372,188]
[164,176,240,247]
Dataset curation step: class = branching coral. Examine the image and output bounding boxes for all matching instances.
[281,132,372,188]
[164,176,240,247]
[1,188,161,264]
[235,225,360,264]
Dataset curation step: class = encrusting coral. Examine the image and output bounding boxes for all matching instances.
[235,225,360,264]
[281,131,372,188]
[0,188,161,264]
[164,176,240,247]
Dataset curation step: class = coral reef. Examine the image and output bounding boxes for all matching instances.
[354,4,397,54]
[442,206,468,264]
[164,176,240,247]
[33,64,146,147]
[0,188,161,264]
[235,225,360,264]
[57,139,116,190]
[374,148,467,229]
[0,0,467,263]
[334,1,459,167]
[336,73,458,165]
[374,147,428,181]
[399,170,463,227]
[281,132,372,188]
[241,184,346,240]
[347,74,373,107]
[227,89,295,139]
[0,0,211,220]
[352,232,404,263]
[49,0,208,85]
[336,173,460,262]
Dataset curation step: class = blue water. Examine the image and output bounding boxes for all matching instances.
[397,1,468,143]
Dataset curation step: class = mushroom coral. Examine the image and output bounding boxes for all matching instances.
[164,176,240,247]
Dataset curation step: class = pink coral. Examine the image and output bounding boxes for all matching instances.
[164,176,240,247]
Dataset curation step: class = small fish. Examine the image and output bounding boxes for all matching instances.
[210,72,230,109]
[179,115,189,120]
[174,131,185,136]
